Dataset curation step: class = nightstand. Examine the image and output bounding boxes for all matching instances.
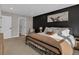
[74,37,79,50]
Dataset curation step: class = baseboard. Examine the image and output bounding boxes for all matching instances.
[12,35,19,38]
[20,33,28,36]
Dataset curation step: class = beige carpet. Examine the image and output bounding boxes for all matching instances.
[4,36,39,55]
[3,36,79,55]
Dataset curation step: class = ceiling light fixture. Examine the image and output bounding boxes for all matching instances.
[10,8,14,10]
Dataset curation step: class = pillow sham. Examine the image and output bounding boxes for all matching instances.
[46,32,54,35]
[44,27,53,33]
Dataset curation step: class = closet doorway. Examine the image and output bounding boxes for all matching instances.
[19,17,27,36]
[2,16,12,39]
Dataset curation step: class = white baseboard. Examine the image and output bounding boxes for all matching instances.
[4,35,19,39]
[20,33,28,36]
[12,35,19,38]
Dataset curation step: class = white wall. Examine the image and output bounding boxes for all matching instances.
[26,16,33,34]
[28,17,33,29]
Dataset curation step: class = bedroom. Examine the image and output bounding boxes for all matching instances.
[0,4,79,55]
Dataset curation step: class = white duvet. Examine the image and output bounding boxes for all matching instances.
[37,29,76,48]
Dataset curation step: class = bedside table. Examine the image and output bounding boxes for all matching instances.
[74,37,79,50]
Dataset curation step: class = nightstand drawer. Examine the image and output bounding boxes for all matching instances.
[74,41,79,49]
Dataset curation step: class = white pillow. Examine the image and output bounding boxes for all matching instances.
[44,27,53,33]
[52,27,69,33]
[61,29,70,36]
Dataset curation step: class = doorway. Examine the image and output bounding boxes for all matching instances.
[19,17,27,36]
[2,16,12,39]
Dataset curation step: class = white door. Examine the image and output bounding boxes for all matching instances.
[19,17,26,35]
[2,16,12,39]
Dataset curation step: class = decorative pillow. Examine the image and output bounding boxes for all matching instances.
[61,29,70,36]
[52,27,69,33]
[44,27,53,33]
[44,27,49,33]
[46,32,54,35]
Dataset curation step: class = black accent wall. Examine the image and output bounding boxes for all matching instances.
[33,5,79,37]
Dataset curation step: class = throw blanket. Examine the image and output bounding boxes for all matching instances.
[27,33,73,55]
[50,28,76,48]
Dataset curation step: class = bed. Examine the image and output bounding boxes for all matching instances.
[26,32,74,55]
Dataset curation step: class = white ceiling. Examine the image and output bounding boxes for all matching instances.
[1,4,75,17]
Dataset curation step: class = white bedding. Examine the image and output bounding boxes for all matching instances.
[37,32,76,48]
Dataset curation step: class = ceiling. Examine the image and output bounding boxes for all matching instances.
[1,4,75,17]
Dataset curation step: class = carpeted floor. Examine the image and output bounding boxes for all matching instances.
[3,36,79,55]
[4,36,39,55]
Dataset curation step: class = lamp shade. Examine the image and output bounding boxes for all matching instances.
[39,27,42,30]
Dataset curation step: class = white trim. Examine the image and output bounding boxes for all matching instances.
[12,35,19,38]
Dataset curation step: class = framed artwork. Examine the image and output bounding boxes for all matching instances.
[47,11,68,22]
